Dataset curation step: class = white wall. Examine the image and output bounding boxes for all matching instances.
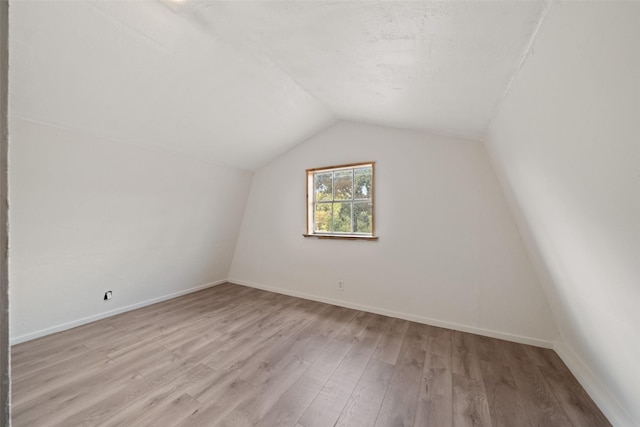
[486,2,640,426]
[0,0,9,421]
[229,121,558,346]
[9,117,253,343]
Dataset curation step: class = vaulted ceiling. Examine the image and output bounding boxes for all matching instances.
[10,0,549,170]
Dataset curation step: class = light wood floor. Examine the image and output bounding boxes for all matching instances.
[12,283,610,427]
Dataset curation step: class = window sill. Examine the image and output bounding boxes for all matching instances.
[302,234,379,241]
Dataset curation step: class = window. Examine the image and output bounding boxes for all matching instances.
[305,162,377,240]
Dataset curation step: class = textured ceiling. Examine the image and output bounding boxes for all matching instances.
[9,1,549,170]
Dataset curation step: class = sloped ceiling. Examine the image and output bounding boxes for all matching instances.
[10,0,549,170]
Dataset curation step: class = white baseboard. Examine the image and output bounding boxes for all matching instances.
[10,279,227,345]
[228,278,554,349]
[554,341,637,427]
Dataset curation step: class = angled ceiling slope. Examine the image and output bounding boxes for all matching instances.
[10,0,548,170]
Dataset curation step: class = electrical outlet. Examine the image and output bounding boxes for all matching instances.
[104,291,113,301]
[337,281,344,291]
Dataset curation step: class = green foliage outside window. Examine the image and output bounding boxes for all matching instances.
[313,165,373,234]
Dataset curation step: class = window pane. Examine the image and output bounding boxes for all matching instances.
[307,163,374,237]
[354,167,372,200]
[332,202,352,232]
[354,202,372,233]
[314,173,332,202]
[314,203,332,232]
[334,170,353,201]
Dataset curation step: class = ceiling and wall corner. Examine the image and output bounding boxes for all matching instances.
[485,1,640,426]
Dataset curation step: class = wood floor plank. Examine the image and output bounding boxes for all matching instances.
[333,310,377,343]
[203,300,317,365]
[12,349,111,407]
[182,301,327,407]
[10,342,90,377]
[177,376,255,426]
[334,315,410,427]
[334,360,394,427]
[451,331,493,427]
[52,357,204,426]
[452,330,483,380]
[525,345,569,372]
[14,345,185,425]
[500,340,572,427]
[255,339,353,427]
[12,368,144,427]
[11,322,116,359]
[238,304,354,383]
[452,373,493,427]
[539,365,611,427]
[11,284,610,427]
[374,322,428,427]
[474,335,507,365]
[474,336,530,427]
[193,298,321,374]
[110,343,180,378]
[298,313,387,427]
[212,355,311,427]
[414,333,453,427]
[479,360,530,427]
[95,363,214,427]
[182,303,349,427]
[403,320,431,351]
[370,317,410,365]
[128,393,201,427]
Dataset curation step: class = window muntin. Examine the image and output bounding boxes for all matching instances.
[306,162,375,237]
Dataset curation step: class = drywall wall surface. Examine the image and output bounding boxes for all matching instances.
[1,0,10,423]
[486,2,640,425]
[9,117,252,342]
[230,121,558,345]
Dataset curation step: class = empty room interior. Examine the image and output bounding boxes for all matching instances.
[1,0,639,426]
